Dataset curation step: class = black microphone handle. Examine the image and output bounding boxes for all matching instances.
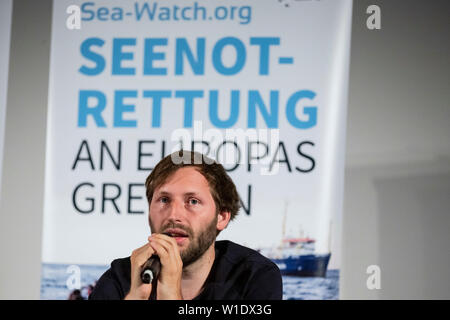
[140,255,161,284]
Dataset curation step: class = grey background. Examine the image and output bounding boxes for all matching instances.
[0,0,449,299]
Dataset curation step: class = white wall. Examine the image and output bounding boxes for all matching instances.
[0,0,13,199]
[341,0,450,299]
[0,0,51,299]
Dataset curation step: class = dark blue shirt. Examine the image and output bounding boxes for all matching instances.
[89,240,282,300]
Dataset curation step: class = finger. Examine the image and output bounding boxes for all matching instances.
[135,242,155,260]
[156,234,182,264]
[151,235,183,268]
[152,233,179,251]
[132,242,155,267]
[148,236,170,261]
[151,234,181,262]
[149,235,183,269]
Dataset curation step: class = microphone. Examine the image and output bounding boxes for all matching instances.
[140,254,161,284]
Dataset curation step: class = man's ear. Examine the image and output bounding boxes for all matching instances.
[216,210,231,232]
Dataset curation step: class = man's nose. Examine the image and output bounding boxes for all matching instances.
[166,199,185,222]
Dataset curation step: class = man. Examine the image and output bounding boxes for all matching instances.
[89,150,282,300]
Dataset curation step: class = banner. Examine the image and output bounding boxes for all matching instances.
[41,0,353,300]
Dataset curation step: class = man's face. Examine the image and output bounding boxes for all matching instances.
[148,167,222,266]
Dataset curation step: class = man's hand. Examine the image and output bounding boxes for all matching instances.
[125,240,155,300]
[124,234,183,300]
[149,233,184,300]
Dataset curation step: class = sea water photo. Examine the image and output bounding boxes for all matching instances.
[40,263,339,300]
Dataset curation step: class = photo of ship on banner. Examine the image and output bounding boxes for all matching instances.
[41,0,352,300]
[260,201,333,278]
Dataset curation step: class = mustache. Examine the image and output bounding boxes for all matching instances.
[161,222,193,238]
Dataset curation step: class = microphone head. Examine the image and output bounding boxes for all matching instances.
[141,269,154,284]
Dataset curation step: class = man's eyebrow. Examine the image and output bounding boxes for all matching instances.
[155,190,201,197]
[155,190,171,196]
[184,192,201,197]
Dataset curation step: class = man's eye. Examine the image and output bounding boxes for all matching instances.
[160,197,169,203]
[188,198,199,205]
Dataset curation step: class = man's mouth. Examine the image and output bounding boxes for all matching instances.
[163,228,190,244]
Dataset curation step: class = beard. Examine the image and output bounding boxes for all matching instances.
[149,215,218,267]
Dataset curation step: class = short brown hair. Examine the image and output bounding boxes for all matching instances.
[145,150,240,220]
